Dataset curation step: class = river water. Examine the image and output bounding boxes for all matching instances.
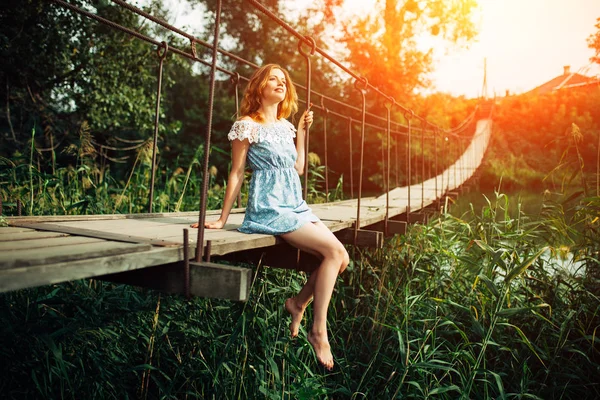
[447,188,588,276]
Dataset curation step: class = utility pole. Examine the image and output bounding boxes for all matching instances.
[481,57,488,100]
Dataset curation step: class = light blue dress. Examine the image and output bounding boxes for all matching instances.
[228,118,320,235]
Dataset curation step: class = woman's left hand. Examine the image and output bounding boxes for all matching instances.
[299,108,313,131]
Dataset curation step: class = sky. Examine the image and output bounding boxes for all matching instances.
[430,0,600,98]
[169,0,600,99]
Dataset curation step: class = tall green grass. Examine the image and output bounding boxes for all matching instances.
[1,191,598,399]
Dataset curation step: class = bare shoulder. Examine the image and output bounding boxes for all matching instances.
[238,116,254,122]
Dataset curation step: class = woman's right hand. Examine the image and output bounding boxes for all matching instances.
[190,219,225,229]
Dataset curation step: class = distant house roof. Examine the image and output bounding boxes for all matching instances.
[527,65,599,95]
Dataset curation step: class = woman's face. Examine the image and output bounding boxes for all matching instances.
[261,68,287,104]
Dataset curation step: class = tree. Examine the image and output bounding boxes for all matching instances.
[326,0,478,102]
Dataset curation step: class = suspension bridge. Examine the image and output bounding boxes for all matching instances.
[0,0,493,300]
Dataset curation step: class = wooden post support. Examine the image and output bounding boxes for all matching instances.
[217,242,321,273]
[393,212,429,225]
[189,261,251,302]
[98,261,252,302]
[335,228,383,248]
[368,220,407,236]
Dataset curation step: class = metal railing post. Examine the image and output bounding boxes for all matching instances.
[195,0,222,262]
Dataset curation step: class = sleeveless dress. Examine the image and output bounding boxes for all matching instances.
[227,118,320,235]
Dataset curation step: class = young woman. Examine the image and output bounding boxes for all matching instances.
[191,64,349,370]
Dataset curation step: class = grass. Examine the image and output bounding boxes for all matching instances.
[1,190,599,399]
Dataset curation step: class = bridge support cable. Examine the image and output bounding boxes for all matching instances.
[395,133,400,188]
[298,37,316,199]
[420,120,425,209]
[148,42,168,213]
[405,111,414,219]
[320,96,330,201]
[384,98,395,236]
[434,127,439,199]
[353,77,369,245]
[347,117,354,198]
[230,73,243,208]
[195,0,222,262]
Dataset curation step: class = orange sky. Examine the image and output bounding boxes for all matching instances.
[172,0,600,99]
[430,0,600,97]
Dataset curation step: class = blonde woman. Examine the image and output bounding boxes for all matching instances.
[192,64,349,370]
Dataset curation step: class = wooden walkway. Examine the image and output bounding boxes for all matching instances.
[0,120,491,298]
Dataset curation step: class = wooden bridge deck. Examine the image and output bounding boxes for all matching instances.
[0,120,491,296]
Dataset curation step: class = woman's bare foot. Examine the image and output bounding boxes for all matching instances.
[308,329,334,370]
[285,298,305,337]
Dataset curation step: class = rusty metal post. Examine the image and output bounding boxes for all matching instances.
[321,96,329,201]
[354,77,368,244]
[384,98,394,236]
[0,195,2,216]
[453,138,457,190]
[149,41,168,214]
[347,117,354,198]
[231,72,243,208]
[17,199,22,216]
[405,111,413,219]
[183,228,190,299]
[395,133,399,188]
[434,128,439,199]
[427,126,432,183]
[420,119,425,209]
[196,0,222,262]
[298,36,316,200]
[205,240,212,262]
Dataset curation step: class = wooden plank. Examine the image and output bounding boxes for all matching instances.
[0,227,34,235]
[5,208,245,224]
[0,246,191,293]
[335,228,383,248]
[42,214,247,243]
[0,231,68,242]
[0,241,152,269]
[9,222,180,247]
[0,236,104,252]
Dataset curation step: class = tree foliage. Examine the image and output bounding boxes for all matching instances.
[328,0,478,101]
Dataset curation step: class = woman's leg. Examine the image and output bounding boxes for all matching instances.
[285,221,349,337]
[281,221,350,370]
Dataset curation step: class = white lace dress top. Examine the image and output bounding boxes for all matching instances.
[227,119,319,234]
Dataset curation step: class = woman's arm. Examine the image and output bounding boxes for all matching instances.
[191,138,250,229]
[294,108,314,176]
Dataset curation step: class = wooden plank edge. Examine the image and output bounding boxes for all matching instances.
[9,222,181,247]
[0,242,152,270]
[4,208,247,224]
[0,246,190,293]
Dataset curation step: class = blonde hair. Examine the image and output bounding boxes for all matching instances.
[239,64,298,122]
